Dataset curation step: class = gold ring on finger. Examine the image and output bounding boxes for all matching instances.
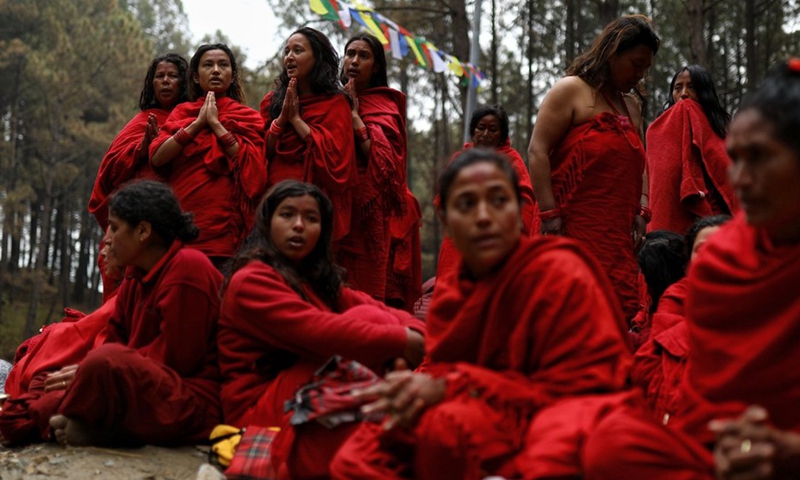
[740,439,752,453]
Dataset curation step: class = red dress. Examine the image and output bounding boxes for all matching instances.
[218,260,425,479]
[150,97,267,259]
[646,100,737,234]
[260,92,356,243]
[337,87,414,302]
[534,111,645,321]
[331,236,632,480]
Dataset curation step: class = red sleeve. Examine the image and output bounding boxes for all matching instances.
[302,95,356,195]
[217,98,267,205]
[223,262,410,366]
[337,287,426,334]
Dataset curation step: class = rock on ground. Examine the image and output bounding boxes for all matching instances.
[0,442,218,480]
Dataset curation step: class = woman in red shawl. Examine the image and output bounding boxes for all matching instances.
[583,60,800,480]
[331,149,631,480]
[261,27,356,244]
[88,53,188,232]
[218,180,425,479]
[337,33,421,308]
[646,65,737,234]
[528,15,660,321]
[151,44,266,269]
[436,104,535,281]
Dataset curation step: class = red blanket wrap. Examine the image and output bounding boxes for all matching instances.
[646,100,738,234]
[260,92,356,242]
[534,112,645,321]
[150,97,266,259]
[88,108,168,231]
[337,88,412,301]
[331,236,632,479]
[435,141,535,282]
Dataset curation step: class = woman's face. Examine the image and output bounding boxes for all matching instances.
[153,61,182,109]
[690,225,721,261]
[107,214,144,268]
[608,44,653,93]
[343,40,377,91]
[671,70,697,104]
[442,161,521,277]
[193,49,233,96]
[270,194,322,264]
[471,114,503,148]
[727,108,800,241]
[284,34,316,82]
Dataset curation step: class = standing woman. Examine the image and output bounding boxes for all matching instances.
[339,33,421,308]
[89,53,189,232]
[646,65,737,233]
[151,43,267,269]
[218,180,425,479]
[49,180,223,447]
[261,27,356,244]
[528,14,660,321]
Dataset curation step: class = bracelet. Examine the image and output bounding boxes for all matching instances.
[538,207,562,222]
[173,127,193,146]
[637,205,652,224]
[355,126,370,143]
[269,121,284,137]
[219,132,237,148]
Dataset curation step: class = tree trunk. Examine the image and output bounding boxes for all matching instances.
[72,194,93,304]
[686,0,707,66]
[593,0,619,25]
[565,0,576,66]
[448,0,470,127]
[490,0,499,105]
[744,0,757,88]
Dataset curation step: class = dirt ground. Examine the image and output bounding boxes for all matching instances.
[0,442,224,480]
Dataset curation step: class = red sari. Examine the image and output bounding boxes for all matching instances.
[219,260,425,479]
[646,100,737,234]
[88,108,168,232]
[150,97,266,259]
[337,87,413,301]
[260,92,356,242]
[435,141,535,281]
[535,112,645,321]
[331,236,631,480]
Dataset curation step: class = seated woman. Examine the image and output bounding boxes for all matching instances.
[47,180,223,447]
[331,149,632,480]
[151,43,266,269]
[582,60,800,480]
[218,180,425,479]
[261,27,356,245]
[647,65,738,233]
[435,104,536,281]
[338,33,421,309]
[0,233,121,444]
[631,215,729,423]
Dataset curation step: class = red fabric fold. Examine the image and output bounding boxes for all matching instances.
[260,92,356,242]
[647,99,738,234]
[150,97,266,258]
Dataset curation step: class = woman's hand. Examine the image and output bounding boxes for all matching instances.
[139,113,159,160]
[633,214,647,250]
[403,328,425,369]
[277,78,300,127]
[345,78,360,116]
[44,364,79,392]
[541,217,563,236]
[204,91,221,129]
[356,371,446,430]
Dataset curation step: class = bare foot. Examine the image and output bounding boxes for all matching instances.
[49,414,69,447]
[49,414,116,447]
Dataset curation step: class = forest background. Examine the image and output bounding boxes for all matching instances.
[0,0,797,359]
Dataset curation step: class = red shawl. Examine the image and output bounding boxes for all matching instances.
[4,299,114,398]
[260,92,356,242]
[150,96,266,258]
[677,214,800,444]
[435,141,535,281]
[534,112,645,320]
[647,99,738,234]
[88,108,168,231]
[338,88,409,300]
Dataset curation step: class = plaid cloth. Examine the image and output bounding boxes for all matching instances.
[284,355,380,429]
[225,426,281,480]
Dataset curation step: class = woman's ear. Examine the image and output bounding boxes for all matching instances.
[136,221,153,243]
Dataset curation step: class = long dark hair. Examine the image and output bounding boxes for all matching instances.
[469,104,510,144]
[567,14,660,113]
[109,180,199,246]
[438,148,521,214]
[138,53,189,110]
[268,27,345,120]
[637,230,687,314]
[229,180,344,305]
[188,43,246,103]
[339,33,388,88]
[737,59,800,156]
[665,65,730,138]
